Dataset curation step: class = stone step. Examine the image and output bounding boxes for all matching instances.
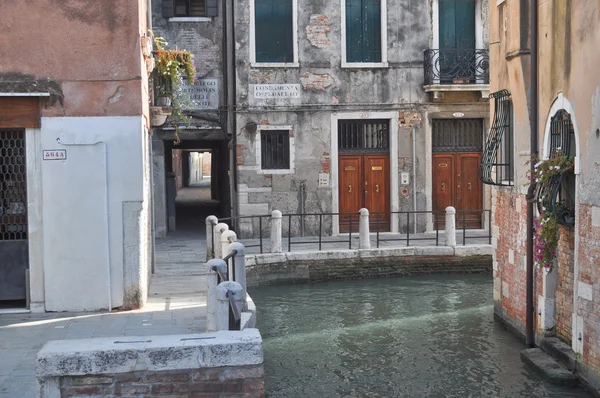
[521,348,579,386]
[540,337,579,371]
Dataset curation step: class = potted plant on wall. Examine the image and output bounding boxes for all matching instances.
[150,31,197,143]
[528,152,574,273]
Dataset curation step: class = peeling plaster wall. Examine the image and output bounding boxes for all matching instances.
[234,0,489,234]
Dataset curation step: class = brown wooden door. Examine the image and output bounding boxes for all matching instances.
[339,154,390,232]
[456,153,482,229]
[364,155,390,231]
[432,153,482,229]
[432,154,455,229]
[339,155,362,232]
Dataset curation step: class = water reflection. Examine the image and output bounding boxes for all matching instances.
[250,274,590,398]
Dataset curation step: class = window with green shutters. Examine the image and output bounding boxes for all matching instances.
[345,0,382,63]
[254,0,294,63]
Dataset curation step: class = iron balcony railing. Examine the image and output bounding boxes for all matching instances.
[424,49,490,86]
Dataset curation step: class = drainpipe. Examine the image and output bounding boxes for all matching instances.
[224,0,238,219]
[412,128,417,234]
[526,0,539,347]
[299,181,306,236]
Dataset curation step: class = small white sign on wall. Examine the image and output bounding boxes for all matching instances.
[43,150,67,160]
[318,173,330,187]
[253,84,301,99]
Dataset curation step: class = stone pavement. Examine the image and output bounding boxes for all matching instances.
[0,230,208,398]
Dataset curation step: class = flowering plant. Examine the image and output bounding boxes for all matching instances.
[527,152,574,272]
[151,31,197,143]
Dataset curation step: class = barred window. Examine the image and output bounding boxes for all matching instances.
[479,89,513,186]
[261,130,290,170]
[537,109,576,227]
[163,0,218,18]
[338,119,389,153]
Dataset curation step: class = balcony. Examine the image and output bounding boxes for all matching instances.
[423,49,490,97]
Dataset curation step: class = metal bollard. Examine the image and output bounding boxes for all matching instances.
[359,208,371,249]
[445,206,457,247]
[205,215,218,261]
[216,281,245,331]
[206,259,227,332]
[270,210,283,253]
[213,223,229,259]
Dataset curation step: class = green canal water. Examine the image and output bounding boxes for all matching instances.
[250,275,591,398]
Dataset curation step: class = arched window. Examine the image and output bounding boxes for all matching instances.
[537,110,576,226]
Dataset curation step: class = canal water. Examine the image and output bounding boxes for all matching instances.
[250,275,591,398]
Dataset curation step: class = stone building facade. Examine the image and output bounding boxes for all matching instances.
[233,0,491,237]
[0,1,153,311]
[489,0,600,390]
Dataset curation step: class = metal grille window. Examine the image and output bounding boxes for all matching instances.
[338,119,389,153]
[261,130,290,170]
[479,90,513,186]
[432,119,483,153]
[175,0,204,16]
[537,110,576,226]
[0,129,27,241]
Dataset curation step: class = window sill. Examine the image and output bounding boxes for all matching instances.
[168,17,212,22]
[250,62,300,68]
[257,168,295,175]
[341,62,388,69]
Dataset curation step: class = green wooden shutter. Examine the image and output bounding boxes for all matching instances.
[363,0,381,62]
[439,0,475,50]
[346,0,381,62]
[346,0,363,62]
[255,0,293,63]
[206,0,218,17]
[162,0,175,18]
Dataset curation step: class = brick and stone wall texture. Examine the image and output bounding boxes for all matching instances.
[577,205,600,376]
[556,224,575,345]
[493,190,530,335]
[59,366,264,398]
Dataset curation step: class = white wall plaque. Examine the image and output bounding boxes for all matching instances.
[253,84,301,99]
[43,150,66,160]
[318,173,330,187]
[182,79,219,110]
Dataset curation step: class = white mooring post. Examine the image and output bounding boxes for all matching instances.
[445,206,457,247]
[213,223,229,259]
[206,259,228,332]
[227,242,247,300]
[270,210,283,253]
[359,208,371,249]
[221,230,237,278]
[205,215,218,261]
[216,281,245,331]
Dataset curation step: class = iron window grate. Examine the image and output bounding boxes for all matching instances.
[536,110,576,227]
[0,129,27,241]
[175,0,205,17]
[432,119,483,153]
[479,89,513,186]
[338,119,389,153]
[261,130,290,170]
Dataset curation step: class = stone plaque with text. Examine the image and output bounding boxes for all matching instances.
[182,79,219,110]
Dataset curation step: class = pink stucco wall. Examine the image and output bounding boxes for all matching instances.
[0,0,150,117]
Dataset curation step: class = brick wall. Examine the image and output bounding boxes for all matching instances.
[556,224,575,344]
[59,366,264,398]
[577,205,600,376]
[493,190,530,334]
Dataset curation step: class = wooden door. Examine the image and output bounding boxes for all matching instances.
[432,153,482,229]
[339,154,390,233]
[456,153,482,229]
[432,154,455,229]
[364,155,390,231]
[339,155,362,232]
